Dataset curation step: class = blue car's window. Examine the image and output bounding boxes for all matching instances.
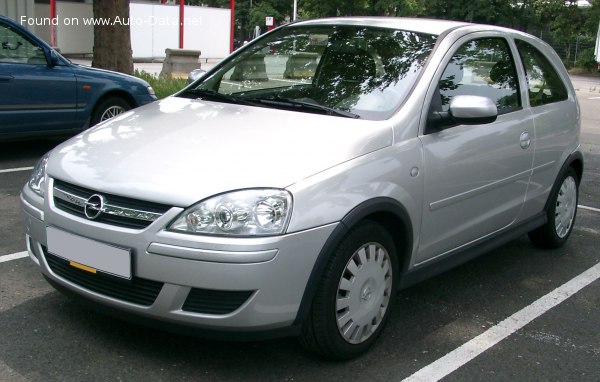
[0,23,47,65]
[183,25,436,121]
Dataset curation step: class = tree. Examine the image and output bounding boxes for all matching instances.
[92,0,133,75]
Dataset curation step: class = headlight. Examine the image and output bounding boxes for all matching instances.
[169,189,292,236]
[28,153,50,198]
[147,86,156,96]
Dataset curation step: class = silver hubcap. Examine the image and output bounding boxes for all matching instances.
[100,105,126,121]
[336,242,392,344]
[555,176,577,238]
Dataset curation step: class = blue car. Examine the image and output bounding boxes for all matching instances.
[0,15,157,139]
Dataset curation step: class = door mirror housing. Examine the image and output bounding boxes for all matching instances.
[48,49,60,67]
[449,95,498,125]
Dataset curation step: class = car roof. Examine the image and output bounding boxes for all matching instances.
[293,17,485,36]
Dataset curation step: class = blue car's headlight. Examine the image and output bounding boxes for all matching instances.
[169,189,292,236]
[28,153,50,198]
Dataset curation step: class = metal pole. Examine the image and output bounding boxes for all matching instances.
[574,35,579,67]
[179,0,184,49]
[293,0,297,21]
[50,0,56,47]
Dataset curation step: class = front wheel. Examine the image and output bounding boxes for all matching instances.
[529,167,579,249]
[91,97,131,126]
[299,221,398,359]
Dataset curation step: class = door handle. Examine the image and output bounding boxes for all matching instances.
[520,131,531,149]
[0,75,14,82]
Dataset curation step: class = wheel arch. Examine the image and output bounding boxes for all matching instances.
[543,150,584,213]
[569,153,584,184]
[92,90,136,115]
[293,197,413,326]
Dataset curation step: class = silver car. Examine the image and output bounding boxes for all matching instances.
[21,17,582,359]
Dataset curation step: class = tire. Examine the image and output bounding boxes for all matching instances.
[299,221,398,360]
[90,96,131,126]
[528,167,579,249]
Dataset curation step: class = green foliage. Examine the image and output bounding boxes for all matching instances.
[134,70,187,99]
[248,2,283,33]
[181,0,600,66]
[577,48,598,72]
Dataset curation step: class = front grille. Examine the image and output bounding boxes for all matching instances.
[52,179,172,229]
[44,249,163,306]
[182,288,254,314]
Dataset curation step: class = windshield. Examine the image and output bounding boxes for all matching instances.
[179,25,436,120]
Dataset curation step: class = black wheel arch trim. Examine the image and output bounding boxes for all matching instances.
[543,150,584,212]
[293,197,413,326]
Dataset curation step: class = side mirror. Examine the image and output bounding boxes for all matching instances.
[48,49,60,67]
[187,68,207,84]
[449,95,498,125]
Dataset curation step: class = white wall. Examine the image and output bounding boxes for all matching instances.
[182,6,230,58]
[0,0,35,30]
[33,4,50,43]
[130,3,178,58]
[130,3,230,59]
[12,2,230,59]
[56,2,94,55]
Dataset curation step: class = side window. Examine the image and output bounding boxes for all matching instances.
[436,38,521,115]
[515,40,568,106]
[0,24,47,65]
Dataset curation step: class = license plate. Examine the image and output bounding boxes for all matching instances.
[46,226,131,279]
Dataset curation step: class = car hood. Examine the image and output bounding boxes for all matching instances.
[73,63,137,80]
[48,97,392,207]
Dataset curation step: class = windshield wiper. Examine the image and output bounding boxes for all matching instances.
[248,96,360,119]
[179,88,259,106]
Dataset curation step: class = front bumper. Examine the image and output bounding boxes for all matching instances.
[21,180,336,334]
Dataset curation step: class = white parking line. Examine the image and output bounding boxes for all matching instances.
[401,261,600,382]
[589,96,600,100]
[0,251,28,263]
[578,204,600,213]
[0,166,33,174]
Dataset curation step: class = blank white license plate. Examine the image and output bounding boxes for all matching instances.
[46,226,131,279]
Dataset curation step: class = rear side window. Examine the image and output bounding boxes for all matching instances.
[515,40,568,106]
[436,38,521,114]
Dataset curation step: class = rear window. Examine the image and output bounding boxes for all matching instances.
[515,40,568,106]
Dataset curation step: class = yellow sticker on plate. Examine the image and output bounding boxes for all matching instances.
[69,261,97,274]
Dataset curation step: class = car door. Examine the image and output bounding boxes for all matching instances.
[416,35,534,264]
[0,20,77,136]
[513,39,580,219]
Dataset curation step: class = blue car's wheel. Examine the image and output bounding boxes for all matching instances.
[91,97,131,126]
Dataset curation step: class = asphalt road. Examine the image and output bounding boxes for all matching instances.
[0,81,599,381]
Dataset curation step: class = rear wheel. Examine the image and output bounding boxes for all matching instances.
[529,167,579,249]
[299,221,398,359]
[91,96,131,126]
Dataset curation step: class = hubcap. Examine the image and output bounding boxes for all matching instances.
[100,105,126,121]
[336,242,392,344]
[555,175,577,238]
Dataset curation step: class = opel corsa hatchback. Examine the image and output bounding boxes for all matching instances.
[21,18,583,359]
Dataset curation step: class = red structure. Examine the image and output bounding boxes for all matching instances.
[50,0,56,47]
[179,0,184,48]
